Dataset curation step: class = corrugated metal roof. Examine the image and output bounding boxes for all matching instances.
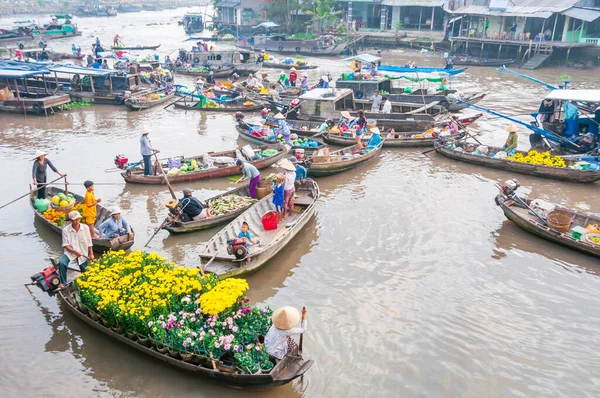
[382,0,444,6]
[562,7,600,22]
[48,65,116,76]
[0,69,48,79]
[448,5,552,18]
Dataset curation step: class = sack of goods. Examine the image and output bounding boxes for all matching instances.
[227,238,248,259]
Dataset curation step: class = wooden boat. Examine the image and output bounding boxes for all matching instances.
[164,185,254,234]
[173,100,263,112]
[233,62,263,76]
[374,65,466,75]
[198,180,320,279]
[435,141,600,183]
[30,186,135,252]
[323,131,440,148]
[237,34,350,56]
[452,57,514,67]
[496,193,600,258]
[48,51,85,61]
[121,144,287,185]
[305,143,382,176]
[176,67,234,78]
[111,45,161,50]
[262,61,317,70]
[236,123,327,151]
[59,285,313,389]
[125,92,175,110]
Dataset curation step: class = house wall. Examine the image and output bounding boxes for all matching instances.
[238,0,270,26]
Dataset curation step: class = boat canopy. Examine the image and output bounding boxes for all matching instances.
[48,65,118,76]
[252,22,279,29]
[342,53,381,64]
[0,60,48,71]
[545,90,600,104]
[0,69,48,79]
[299,88,353,101]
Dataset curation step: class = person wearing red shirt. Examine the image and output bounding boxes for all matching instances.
[289,67,298,87]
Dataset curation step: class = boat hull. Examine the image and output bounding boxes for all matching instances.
[125,93,174,110]
[307,143,382,176]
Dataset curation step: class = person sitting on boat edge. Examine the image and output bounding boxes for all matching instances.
[98,207,133,239]
[140,131,159,176]
[83,180,101,238]
[235,159,261,199]
[32,150,64,200]
[268,84,280,102]
[365,127,382,153]
[265,306,307,360]
[289,157,307,188]
[206,70,215,85]
[502,123,519,157]
[274,113,291,145]
[238,221,256,261]
[179,189,213,222]
[319,118,335,133]
[58,211,93,286]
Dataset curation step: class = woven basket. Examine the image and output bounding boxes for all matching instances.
[52,203,74,213]
[312,155,330,163]
[547,210,572,233]
[256,179,273,200]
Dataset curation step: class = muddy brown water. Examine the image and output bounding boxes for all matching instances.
[1,8,600,397]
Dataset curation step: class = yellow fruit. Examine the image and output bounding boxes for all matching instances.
[51,196,60,204]
[59,200,69,207]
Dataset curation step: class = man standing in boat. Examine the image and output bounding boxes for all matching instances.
[140,132,159,176]
[58,211,93,286]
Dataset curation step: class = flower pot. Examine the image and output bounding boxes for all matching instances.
[76,302,89,314]
[89,311,101,321]
[138,337,151,347]
[217,359,236,373]
[167,348,181,359]
[181,352,201,365]
[111,326,124,334]
[126,332,138,341]
[101,319,112,328]
[156,345,169,354]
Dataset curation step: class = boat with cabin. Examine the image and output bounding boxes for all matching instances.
[374,65,466,76]
[237,34,351,56]
[182,13,204,34]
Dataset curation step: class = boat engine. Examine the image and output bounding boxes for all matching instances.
[500,178,520,196]
[30,266,61,293]
[227,238,248,259]
[114,155,129,170]
[235,112,244,123]
[165,198,182,216]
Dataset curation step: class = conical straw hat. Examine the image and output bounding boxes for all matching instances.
[272,306,300,330]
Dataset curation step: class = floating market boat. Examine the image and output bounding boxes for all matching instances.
[237,34,353,56]
[322,130,440,148]
[451,57,514,67]
[58,285,313,389]
[48,51,86,61]
[176,67,234,78]
[164,185,255,234]
[30,186,135,252]
[233,61,263,76]
[236,122,327,151]
[125,91,175,110]
[111,44,161,51]
[435,141,600,183]
[199,180,320,278]
[496,186,600,258]
[373,65,466,75]
[173,100,263,112]
[263,61,317,70]
[121,145,287,185]
[304,143,383,176]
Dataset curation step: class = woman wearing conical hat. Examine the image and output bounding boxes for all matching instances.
[502,123,519,157]
[265,306,307,360]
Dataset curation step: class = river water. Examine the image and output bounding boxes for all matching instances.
[1,8,600,398]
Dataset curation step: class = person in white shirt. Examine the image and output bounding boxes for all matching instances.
[370,90,382,112]
[380,97,392,114]
[265,306,307,360]
[58,211,94,286]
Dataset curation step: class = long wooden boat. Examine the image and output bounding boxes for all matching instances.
[176,67,234,78]
[121,144,287,184]
[375,65,466,75]
[452,57,514,67]
[435,141,600,183]
[199,180,320,278]
[48,51,86,61]
[30,186,135,252]
[496,193,600,258]
[173,101,263,112]
[59,285,313,389]
[323,131,441,148]
[305,143,382,176]
[164,185,255,234]
[233,62,263,76]
[236,123,327,151]
[125,92,175,110]
[111,44,161,50]
[262,61,317,70]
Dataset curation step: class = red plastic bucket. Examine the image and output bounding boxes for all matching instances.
[262,211,278,231]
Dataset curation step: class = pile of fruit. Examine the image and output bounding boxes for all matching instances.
[505,150,566,168]
[291,138,320,148]
[243,101,254,107]
[41,200,84,227]
[208,195,257,216]
[589,235,600,244]
[51,192,76,208]
[204,100,225,109]
[167,159,206,175]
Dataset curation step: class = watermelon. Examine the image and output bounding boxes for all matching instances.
[66,193,74,200]
[58,193,67,201]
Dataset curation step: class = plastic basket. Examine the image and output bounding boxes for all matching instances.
[262,211,278,231]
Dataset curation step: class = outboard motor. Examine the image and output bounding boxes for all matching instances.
[114,155,129,169]
[30,266,61,293]
[500,178,520,197]
[227,238,248,260]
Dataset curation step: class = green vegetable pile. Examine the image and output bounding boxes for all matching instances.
[209,195,257,216]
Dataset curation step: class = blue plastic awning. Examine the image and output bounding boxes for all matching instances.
[48,65,117,76]
[0,69,48,79]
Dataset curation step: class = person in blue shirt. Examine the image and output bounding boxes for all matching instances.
[98,207,133,239]
[237,221,256,262]
[91,58,101,69]
[289,157,307,188]
[365,127,382,152]
[272,174,285,221]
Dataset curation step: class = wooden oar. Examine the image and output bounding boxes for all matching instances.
[153,152,176,200]
[165,88,197,109]
[0,175,66,210]
[199,252,218,276]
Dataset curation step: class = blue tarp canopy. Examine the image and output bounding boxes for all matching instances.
[0,69,48,79]
[48,65,118,76]
[0,60,49,71]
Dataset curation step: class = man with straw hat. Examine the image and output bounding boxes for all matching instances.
[502,123,519,157]
[58,210,93,286]
[32,150,64,200]
[265,306,307,360]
